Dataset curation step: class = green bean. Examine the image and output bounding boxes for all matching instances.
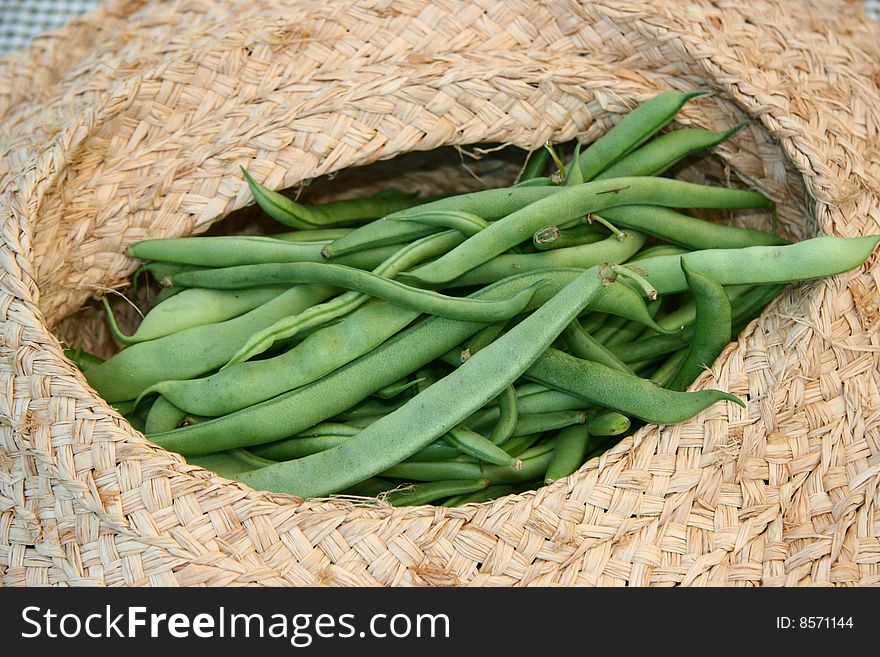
[325,186,560,258]
[518,146,551,182]
[129,236,400,269]
[533,223,606,251]
[170,262,543,326]
[600,205,787,250]
[444,231,647,287]
[610,283,784,363]
[141,261,207,281]
[403,177,773,285]
[594,125,744,180]
[139,301,418,416]
[498,433,545,458]
[385,479,490,506]
[487,385,518,445]
[512,177,555,188]
[250,434,351,460]
[590,315,629,345]
[443,321,509,365]
[220,264,612,494]
[444,426,519,467]
[145,396,189,434]
[575,90,706,181]
[375,377,424,400]
[388,209,489,237]
[334,395,410,420]
[563,318,634,372]
[64,347,104,373]
[512,410,587,437]
[186,452,261,479]
[564,142,585,186]
[406,440,464,462]
[466,389,590,431]
[648,349,689,387]
[587,411,631,436]
[227,448,276,469]
[544,425,591,483]
[343,478,398,497]
[442,484,522,506]
[104,286,288,345]
[152,286,183,304]
[225,230,467,365]
[86,284,338,402]
[628,244,691,261]
[525,348,743,424]
[632,236,880,294]
[667,262,732,391]
[243,168,419,228]
[271,228,353,242]
[381,448,555,485]
[601,299,663,348]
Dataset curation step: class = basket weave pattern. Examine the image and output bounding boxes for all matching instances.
[1,0,879,586]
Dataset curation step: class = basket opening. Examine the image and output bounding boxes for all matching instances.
[56,130,798,507]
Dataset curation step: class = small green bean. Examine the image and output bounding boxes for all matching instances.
[587,411,631,436]
[518,146,552,182]
[487,385,518,445]
[544,425,591,483]
[444,426,519,467]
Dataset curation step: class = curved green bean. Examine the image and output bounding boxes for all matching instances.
[170,261,544,327]
[666,262,732,391]
[243,168,418,228]
[403,176,773,285]
[525,348,743,424]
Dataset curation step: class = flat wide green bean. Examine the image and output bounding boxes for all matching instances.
[86,284,338,402]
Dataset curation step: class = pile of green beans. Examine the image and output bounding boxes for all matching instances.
[68,90,880,507]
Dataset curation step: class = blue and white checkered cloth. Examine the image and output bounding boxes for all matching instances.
[1,1,879,55]
[0,0,101,54]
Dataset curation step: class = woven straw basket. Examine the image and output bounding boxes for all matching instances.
[2,0,880,587]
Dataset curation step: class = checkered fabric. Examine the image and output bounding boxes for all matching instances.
[1,1,879,55]
[0,0,101,55]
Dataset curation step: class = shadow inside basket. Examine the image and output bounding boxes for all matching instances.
[58,135,803,509]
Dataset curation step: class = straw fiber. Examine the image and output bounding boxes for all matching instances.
[1,0,879,586]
